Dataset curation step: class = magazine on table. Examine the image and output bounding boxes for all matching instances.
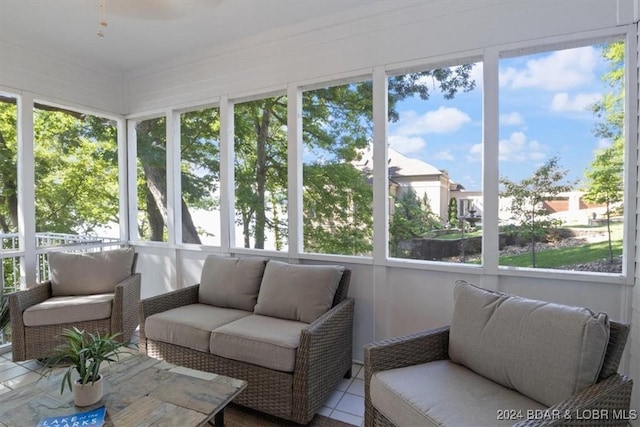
[37,406,106,427]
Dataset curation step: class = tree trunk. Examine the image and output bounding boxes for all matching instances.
[135,121,201,244]
[144,187,164,241]
[181,198,202,244]
[242,211,252,248]
[606,201,613,263]
[0,131,18,232]
[253,101,271,249]
[530,206,536,268]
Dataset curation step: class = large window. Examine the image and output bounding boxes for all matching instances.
[387,62,481,263]
[0,94,18,243]
[0,94,18,344]
[180,107,221,245]
[498,39,625,274]
[34,104,119,244]
[234,96,288,251]
[302,80,373,256]
[135,117,167,242]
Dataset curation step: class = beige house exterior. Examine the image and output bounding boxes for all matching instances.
[356,147,483,224]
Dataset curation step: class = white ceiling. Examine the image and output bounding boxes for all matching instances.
[0,0,379,75]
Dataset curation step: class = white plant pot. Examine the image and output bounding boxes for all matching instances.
[72,375,103,407]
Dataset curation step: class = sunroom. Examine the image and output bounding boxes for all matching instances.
[0,0,639,425]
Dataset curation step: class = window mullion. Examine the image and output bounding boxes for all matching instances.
[482,48,500,276]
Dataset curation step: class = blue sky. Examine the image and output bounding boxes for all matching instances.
[388,43,617,192]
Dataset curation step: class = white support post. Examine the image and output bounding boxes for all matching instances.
[287,84,303,259]
[372,66,390,340]
[166,109,180,246]
[17,92,36,288]
[623,26,638,285]
[372,67,389,264]
[481,49,500,289]
[219,96,235,252]
[117,118,129,242]
[127,120,139,241]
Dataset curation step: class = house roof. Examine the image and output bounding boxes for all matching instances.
[354,146,444,177]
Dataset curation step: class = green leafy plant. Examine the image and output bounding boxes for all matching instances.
[41,327,123,394]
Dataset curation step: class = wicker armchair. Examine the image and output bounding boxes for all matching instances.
[9,251,140,362]
[365,322,632,427]
[139,269,353,425]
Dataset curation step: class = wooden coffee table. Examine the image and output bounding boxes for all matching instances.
[0,351,247,426]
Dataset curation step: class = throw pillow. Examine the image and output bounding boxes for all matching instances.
[50,248,135,296]
[254,260,345,323]
[448,280,609,407]
[198,255,269,311]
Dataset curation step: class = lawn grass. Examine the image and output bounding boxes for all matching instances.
[499,239,623,268]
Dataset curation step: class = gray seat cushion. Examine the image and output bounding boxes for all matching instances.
[198,255,268,311]
[209,314,308,372]
[145,304,252,352]
[49,248,135,296]
[23,294,114,326]
[449,281,609,406]
[370,360,546,427]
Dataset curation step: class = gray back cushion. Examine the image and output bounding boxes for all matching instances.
[199,255,268,311]
[254,261,345,323]
[50,248,135,296]
[449,281,609,407]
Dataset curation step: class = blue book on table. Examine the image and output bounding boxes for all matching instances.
[37,406,106,427]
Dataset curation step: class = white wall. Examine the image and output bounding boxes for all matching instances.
[0,42,124,114]
[126,0,630,112]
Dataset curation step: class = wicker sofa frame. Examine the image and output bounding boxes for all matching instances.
[139,269,353,425]
[364,321,633,427]
[9,254,140,362]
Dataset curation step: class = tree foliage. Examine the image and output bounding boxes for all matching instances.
[500,157,572,267]
[583,41,624,263]
[447,197,458,227]
[389,188,441,257]
[0,66,475,257]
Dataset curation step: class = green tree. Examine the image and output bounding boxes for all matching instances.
[389,188,440,257]
[583,41,624,263]
[448,197,458,227]
[0,99,17,233]
[34,109,120,235]
[500,157,572,267]
[583,148,622,262]
[231,67,474,253]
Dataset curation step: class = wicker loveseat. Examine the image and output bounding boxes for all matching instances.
[365,281,633,427]
[139,255,354,424]
[9,248,140,361]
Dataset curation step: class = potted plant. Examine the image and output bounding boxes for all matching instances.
[42,327,123,407]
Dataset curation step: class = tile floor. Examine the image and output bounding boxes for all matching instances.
[0,330,365,426]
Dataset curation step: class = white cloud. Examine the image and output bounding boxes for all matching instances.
[433,150,455,161]
[499,131,547,162]
[596,138,612,150]
[467,143,482,163]
[388,135,426,154]
[500,112,524,126]
[550,92,601,112]
[500,46,598,91]
[396,106,471,136]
